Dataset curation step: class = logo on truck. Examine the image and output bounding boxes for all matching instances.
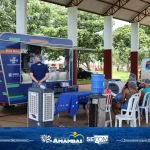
[8,73,20,77]
[8,73,13,77]
[10,57,18,64]
[7,57,20,66]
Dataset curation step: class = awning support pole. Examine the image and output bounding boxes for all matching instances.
[68,6,78,85]
[104,16,113,79]
[16,0,27,34]
[131,22,139,80]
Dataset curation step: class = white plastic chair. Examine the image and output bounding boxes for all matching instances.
[115,95,140,127]
[149,100,150,115]
[139,92,150,124]
[139,88,143,97]
[104,93,112,127]
[121,93,141,126]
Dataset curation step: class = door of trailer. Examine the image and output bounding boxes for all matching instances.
[0,41,23,106]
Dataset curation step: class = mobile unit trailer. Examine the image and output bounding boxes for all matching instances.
[0,32,76,107]
[140,58,150,80]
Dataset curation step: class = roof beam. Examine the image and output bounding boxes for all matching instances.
[140,0,150,5]
[41,0,66,6]
[130,4,150,23]
[97,0,137,14]
[102,0,130,16]
[66,0,84,7]
[97,0,150,17]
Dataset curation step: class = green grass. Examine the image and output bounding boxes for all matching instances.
[77,71,129,84]
[112,71,129,81]
[77,79,91,84]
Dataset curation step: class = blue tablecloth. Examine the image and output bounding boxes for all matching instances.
[54,91,92,117]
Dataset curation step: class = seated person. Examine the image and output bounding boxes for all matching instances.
[112,73,138,103]
[139,79,150,105]
[121,73,138,93]
[112,78,138,116]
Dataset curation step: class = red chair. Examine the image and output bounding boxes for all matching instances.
[103,88,112,127]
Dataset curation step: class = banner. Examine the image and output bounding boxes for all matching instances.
[1,54,21,83]
[0,128,150,150]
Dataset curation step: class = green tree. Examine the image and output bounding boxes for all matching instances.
[27,0,104,68]
[141,25,150,36]
[0,0,104,67]
[0,0,16,32]
[113,25,150,71]
[77,12,104,69]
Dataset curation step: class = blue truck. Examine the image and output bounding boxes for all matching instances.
[0,32,78,107]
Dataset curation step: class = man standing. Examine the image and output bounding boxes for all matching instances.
[30,55,49,88]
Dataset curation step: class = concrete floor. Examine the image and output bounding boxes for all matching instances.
[0,84,150,127]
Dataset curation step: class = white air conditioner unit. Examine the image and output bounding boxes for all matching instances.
[108,80,124,94]
[43,93,54,122]
[28,88,54,127]
[28,92,39,121]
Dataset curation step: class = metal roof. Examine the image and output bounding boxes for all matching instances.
[41,0,150,26]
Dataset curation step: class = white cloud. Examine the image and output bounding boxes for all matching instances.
[95,19,130,35]
[113,19,130,30]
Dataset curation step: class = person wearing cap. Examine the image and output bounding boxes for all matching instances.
[30,55,49,88]
[113,76,137,104]
[121,73,141,92]
[112,78,138,115]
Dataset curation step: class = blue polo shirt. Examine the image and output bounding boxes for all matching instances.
[30,62,49,82]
